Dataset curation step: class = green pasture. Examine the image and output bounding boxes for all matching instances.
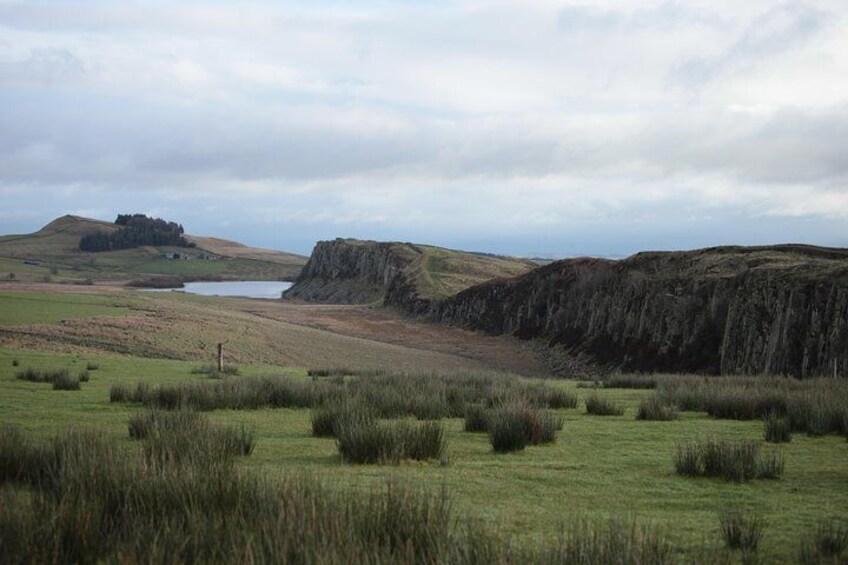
[1,347,845,562]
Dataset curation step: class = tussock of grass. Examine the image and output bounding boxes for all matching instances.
[77,370,90,383]
[336,418,446,464]
[463,404,489,432]
[190,363,239,377]
[674,438,784,482]
[16,367,70,384]
[636,395,678,421]
[603,374,658,389]
[540,517,675,564]
[720,509,765,551]
[763,412,792,443]
[797,518,848,563]
[85,362,99,371]
[654,375,848,437]
[585,392,625,416]
[51,371,81,391]
[110,371,578,423]
[488,402,562,453]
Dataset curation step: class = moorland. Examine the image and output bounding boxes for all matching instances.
[0,216,847,563]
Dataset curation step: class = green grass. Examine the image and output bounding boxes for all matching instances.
[0,291,136,325]
[1,348,846,561]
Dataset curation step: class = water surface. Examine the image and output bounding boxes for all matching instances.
[144,281,293,299]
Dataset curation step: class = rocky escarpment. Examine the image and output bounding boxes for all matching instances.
[284,238,536,309]
[432,245,848,377]
[283,239,430,306]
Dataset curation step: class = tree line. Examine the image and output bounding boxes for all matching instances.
[79,214,195,252]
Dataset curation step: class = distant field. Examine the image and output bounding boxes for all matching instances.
[1,347,846,562]
[0,287,541,373]
[0,291,137,325]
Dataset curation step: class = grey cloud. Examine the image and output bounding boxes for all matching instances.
[672,3,826,86]
[0,47,85,87]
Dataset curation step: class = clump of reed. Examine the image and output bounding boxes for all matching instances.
[311,399,376,438]
[720,509,765,551]
[653,375,848,438]
[673,438,784,482]
[585,392,625,416]
[77,370,90,383]
[128,409,255,468]
[463,404,490,432]
[488,401,563,453]
[51,371,81,391]
[110,370,580,422]
[763,412,792,443]
[190,363,239,377]
[540,517,675,564]
[603,374,658,389]
[797,518,848,563]
[336,418,446,464]
[16,367,70,384]
[307,367,385,378]
[636,395,678,421]
[110,376,340,411]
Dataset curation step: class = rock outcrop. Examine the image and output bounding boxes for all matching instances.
[289,240,848,376]
[432,245,848,377]
[284,238,535,309]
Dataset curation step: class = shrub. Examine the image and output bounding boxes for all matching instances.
[585,393,625,416]
[673,439,784,482]
[463,404,489,433]
[52,372,81,391]
[85,362,99,371]
[720,509,764,551]
[636,396,678,421]
[763,412,792,443]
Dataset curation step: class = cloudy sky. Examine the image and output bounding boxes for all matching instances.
[1,0,847,257]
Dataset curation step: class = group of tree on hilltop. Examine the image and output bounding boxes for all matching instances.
[79,214,194,252]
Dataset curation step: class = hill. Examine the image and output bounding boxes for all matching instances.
[284,238,538,307]
[0,215,307,284]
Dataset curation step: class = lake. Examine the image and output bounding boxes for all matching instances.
[144,281,293,299]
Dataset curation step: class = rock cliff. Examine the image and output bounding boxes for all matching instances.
[288,240,848,376]
[432,245,848,377]
[284,238,536,308]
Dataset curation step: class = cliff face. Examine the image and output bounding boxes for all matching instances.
[284,239,424,304]
[432,246,848,377]
[284,238,536,309]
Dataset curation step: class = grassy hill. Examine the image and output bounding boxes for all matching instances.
[0,215,307,284]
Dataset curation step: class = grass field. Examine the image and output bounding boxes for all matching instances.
[1,346,846,562]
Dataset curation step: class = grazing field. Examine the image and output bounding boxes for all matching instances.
[1,347,846,562]
[0,287,544,374]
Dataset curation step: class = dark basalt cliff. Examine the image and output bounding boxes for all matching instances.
[288,239,848,376]
[432,245,848,377]
[283,238,426,305]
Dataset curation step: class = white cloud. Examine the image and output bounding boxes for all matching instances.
[0,0,846,254]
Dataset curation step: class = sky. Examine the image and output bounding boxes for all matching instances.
[1,0,847,258]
